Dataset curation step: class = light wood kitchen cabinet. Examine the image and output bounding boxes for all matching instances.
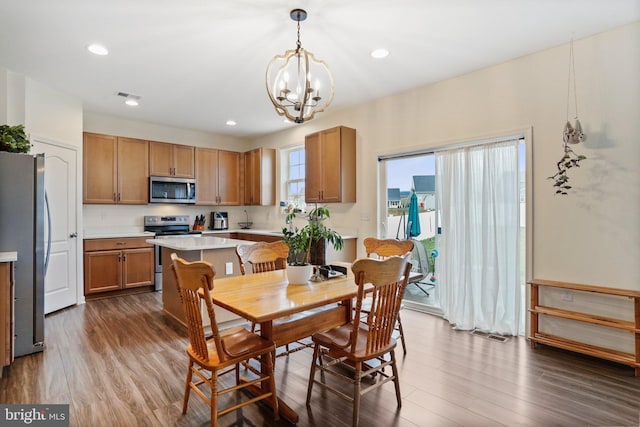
[0,261,14,375]
[243,148,275,206]
[84,237,154,296]
[149,141,195,178]
[195,148,241,205]
[305,126,356,203]
[83,133,149,204]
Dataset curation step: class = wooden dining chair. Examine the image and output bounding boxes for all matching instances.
[306,256,412,427]
[235,240,310,356]
[170,253,279,427]
[235,240,289,275]
[363,237,414,354]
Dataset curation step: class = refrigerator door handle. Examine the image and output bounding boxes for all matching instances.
[44,191,52,275]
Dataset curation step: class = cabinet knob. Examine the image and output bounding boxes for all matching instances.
[69,232,78,238]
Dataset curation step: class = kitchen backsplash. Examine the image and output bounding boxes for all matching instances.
[83,203,358,236]
[83,204,283,231]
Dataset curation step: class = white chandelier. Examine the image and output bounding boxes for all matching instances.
[265,9,334,124]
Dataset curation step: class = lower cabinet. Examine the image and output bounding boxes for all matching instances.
[84,237,154,297]
[1,261,14,376]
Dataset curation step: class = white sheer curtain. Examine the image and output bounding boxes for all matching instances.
[435,139,521,335]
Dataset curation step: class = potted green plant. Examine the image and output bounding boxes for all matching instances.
[0,124,31,153]
[281,205,344,284]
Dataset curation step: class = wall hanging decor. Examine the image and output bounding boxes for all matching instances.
[548,39,587,195]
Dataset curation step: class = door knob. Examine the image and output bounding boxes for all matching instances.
[69,232,78,238]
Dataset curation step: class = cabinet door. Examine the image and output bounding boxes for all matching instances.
[149,141,174,177]
[317,127,342,203]
[83,133,117,203]
[0,262,13,369]
[195,147,219,205]
[122,248,155,288]
[84,250,122,294]
[218,150,241,205]
[243,149,259,205]
[305,132,323,203]
[117,137,149,204]
[173,144,195,178]
[304,127,356,203]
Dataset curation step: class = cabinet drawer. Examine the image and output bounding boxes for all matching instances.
[84,237,153,252]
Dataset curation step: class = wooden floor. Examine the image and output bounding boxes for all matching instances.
[2,292,639,427]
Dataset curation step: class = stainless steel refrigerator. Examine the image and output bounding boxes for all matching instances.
[0,151,46,357]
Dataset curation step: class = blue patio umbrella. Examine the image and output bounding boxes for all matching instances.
[406,191,421,238]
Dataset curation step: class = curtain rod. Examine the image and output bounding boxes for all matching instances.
[378,134,524,162]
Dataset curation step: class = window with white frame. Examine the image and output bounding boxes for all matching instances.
[283,146,305,209]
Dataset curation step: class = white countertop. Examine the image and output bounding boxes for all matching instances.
[147,236,254,251]
[84,227,154,239]
[0,252,17,262]
[203,229,357,239]
[203,228,283,236]
[85,227,355,240]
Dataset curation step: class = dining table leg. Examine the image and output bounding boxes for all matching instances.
[242,320,300,424]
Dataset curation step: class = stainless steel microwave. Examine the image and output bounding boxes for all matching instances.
[149,176,196,204]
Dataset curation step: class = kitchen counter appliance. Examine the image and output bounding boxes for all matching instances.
[210,211,228,230]
[144,215,202,290]
[149,176,196,204]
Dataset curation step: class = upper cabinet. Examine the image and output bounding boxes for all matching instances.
[83,133,149,204]
[149,141,195,178]
[195,148,241,206]
[305,126,356,203]
[243,148,275,206]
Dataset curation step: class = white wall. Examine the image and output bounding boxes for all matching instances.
[0,69,26,125]
[250,23,640,350]
[253,22,640,289]
[84,111,246,150]
[25,78,83,147]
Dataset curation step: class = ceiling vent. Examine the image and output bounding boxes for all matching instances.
[117,91,140,99]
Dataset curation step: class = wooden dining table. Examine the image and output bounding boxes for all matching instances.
[209,266,359,424]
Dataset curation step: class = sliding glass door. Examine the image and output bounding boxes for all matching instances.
[380,153,442,313]
[378,137,527,329]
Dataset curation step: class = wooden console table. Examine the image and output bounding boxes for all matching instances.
[529,279,640,376]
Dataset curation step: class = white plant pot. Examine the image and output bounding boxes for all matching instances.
[286,264,312,285]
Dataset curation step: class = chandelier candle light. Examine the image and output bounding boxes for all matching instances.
[266,9,334,123]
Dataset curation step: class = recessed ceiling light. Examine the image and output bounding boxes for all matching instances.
[87,43,109,56]
[124,98,139,107]
[226,120,237,126]
[370,48,389,59]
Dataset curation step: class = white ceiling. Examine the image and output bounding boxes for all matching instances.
[0,1,638,138]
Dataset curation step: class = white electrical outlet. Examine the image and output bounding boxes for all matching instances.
[225,262,233,275]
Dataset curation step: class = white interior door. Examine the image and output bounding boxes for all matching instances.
[31,139,78,313]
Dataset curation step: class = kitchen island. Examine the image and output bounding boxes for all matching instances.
[148,234,357,329]
[148,236,251,327]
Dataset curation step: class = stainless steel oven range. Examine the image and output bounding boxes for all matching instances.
[144,215,202,290]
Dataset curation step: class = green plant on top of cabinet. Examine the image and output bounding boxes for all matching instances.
[83,132,149,204]
[149,140,195,178]
[243,147,275,206]
[305,126,356,203]
[195,147,241,206]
